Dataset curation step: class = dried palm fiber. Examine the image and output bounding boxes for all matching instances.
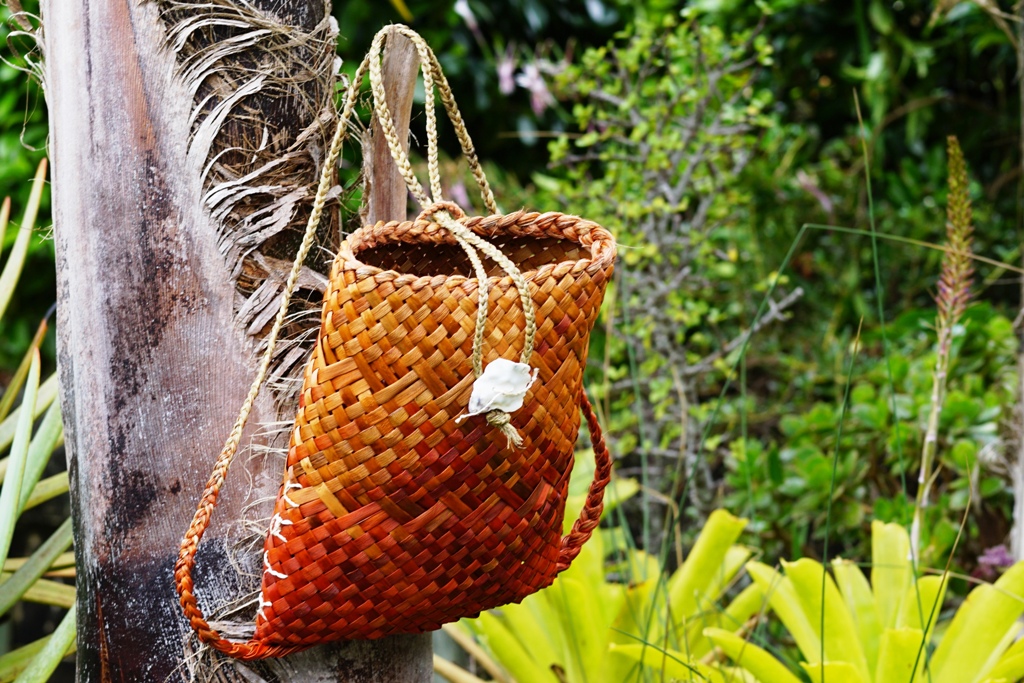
[176,24,616,660]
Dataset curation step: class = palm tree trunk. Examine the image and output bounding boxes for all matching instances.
[42,1,431,679]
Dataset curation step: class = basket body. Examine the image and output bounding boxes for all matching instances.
[253,210,615,647]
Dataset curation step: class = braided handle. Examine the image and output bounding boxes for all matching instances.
[557,391,612,572]
[173,38,374,663]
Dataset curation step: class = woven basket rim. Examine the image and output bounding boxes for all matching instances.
[341,209,616,288]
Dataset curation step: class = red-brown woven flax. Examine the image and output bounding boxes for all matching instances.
[253,209,615,648]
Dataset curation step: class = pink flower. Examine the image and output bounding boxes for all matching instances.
[497,48,516,95]
[515,62,553,116]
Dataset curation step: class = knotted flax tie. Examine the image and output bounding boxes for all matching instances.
[366,26,537,446]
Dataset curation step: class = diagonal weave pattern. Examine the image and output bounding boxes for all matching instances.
[254,209,615,647]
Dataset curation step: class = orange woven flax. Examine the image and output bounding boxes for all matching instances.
[255,210,615,648]
[175,24,616,660]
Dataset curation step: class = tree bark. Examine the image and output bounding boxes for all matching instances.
[1013,0,1024,561]
[362,30,419,226]
[44,2,430,680]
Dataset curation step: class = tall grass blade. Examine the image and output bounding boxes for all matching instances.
[608,642,711,681]
[0,320,46,423]
[15,400,61,513]
[21,471,69,512]
[13,603,75,683]
[819,320,863,679]
[433,655,488,683]
[442,624,512,683]
[1,576,75,609]
[0,350,39,568]
[0,517,73,618]
[0,373,57,464]
[0,160,47,322]
[0,196,9,251]
[0,637,47,683]
[2,551,74,574]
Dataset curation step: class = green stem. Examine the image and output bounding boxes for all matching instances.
[911,324,950,561]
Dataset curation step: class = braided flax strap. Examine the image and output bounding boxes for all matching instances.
[175,24,616,658]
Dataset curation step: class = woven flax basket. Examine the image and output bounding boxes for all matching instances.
[176,25,616,659]
[255,208,616,648]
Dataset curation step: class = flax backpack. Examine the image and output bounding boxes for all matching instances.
[175,25,617,659]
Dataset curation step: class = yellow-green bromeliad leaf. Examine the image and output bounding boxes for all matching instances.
[929,561,1024,683]
[782,558,870,682]
[703,627,802,683]
[875,627,926,683]
[871,521,913,632]
[832,559,882,674]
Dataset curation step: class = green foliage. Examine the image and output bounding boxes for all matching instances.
[0,164,74,681]
[714,521,1024,683]
[538,14,795,510]
[724,301,1017,566]
[707,0,1019,325]
[721,138,1016,573]
[0,4,51,373]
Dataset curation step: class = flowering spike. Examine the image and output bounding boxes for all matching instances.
[913,136,977,559]
[936,136,974,328]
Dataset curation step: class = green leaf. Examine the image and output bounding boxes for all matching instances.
[433,655,488,683]
[0,517,73,618]
[704,627,802,683]
[609,643,721,682]
[746,561,820,660]
[0,637,47,683]
[0,160,46,322]
[800,661,869,683]
[871,521,912,630]
[0,374,58,464]
[783,558,870,681]
[14,604,75,683]
[17,400,62,513]
[475,611,559,683]
[868,0,894,35]
[0,351,39,568]
[931,561,1024,683]
[550,576,609,682]
[0,321,46,423]
[1,574,75,609]
[975,622,1022,683]
[721,581,768,631]
[682,546,756,659]
[895,574,946,635]
[875,628,925,683]
[667,510,748,624]
[985,637,1024,683]
[833,559,882,673]
[21,472,69,512]
[494,598,562,677]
